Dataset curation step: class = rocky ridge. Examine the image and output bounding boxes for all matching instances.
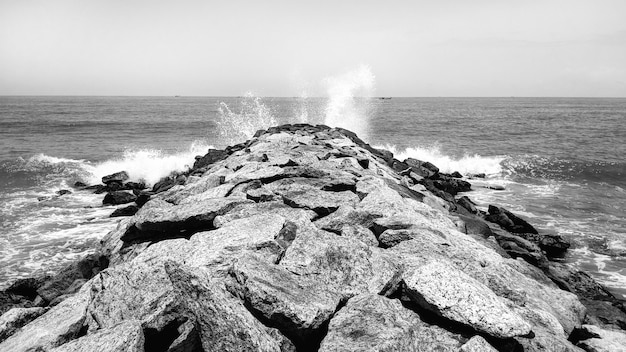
[1,124,626,351]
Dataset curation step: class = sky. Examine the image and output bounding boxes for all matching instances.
[1,0,625,97]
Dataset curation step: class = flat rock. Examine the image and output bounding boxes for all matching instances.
[0,307,47,342]
[403,261,532,339]
[123,197,252,242]
[49,321,144,352]
[102,171,129,185]
[319,293,463,352]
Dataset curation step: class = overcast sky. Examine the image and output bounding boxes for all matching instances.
[1,0,625,97]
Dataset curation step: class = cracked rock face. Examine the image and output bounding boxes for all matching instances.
[1,124,600,352]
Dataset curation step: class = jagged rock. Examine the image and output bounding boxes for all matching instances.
[0,287,91,352]
[193,148,229,170]
[123,197,252,242]
[56,189,72,196]
[577,324,626,352]
[514,232,571,257]
[281,188,359,216]
[246,187,278,202]
[404,158,439,177]
[279,229,398,299]
[339,225,378,246]
[450,171,463,178]
[319,294,463,351]
[460,336,498,352]
[102,171,129,185]
[229,254,341,345]
[0,307,47,342]
[457,196,478,214]
[152,174,187,194]
[485,205,539,234]
[110,204,139,217]
[103,191,136,205]
[403,261,532,339]
[133,214,292,277]
[37,253,108,303]
[49,321,144,352]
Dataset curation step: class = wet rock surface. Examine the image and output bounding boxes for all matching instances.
[1,123,623,351]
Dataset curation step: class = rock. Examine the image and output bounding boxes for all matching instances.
[102,171,129,185]
[0,288,91,352]
[319,294,463,352]
[134,192,152,207]
[49,321,144,352]
[485,205,538,234]
[403,261,532,339]
[281,189,359,216]
[340,225,378,246]
[73,181,87,188]
[193,148,229,170]
[56,189,72,196]
[37,253,108,303]
[279,229,398,300]
[457,196,478,214]
[103,191,137,205]
[404,158,439,177]
[450,171,463,178]
[431,175,472,195]
[514,232,571,257]
[110,204,139,217]
[5,275,51,301]
[152,174,187,194]
[0,307,47,342]
[123,197,252,242]
[460,336,498,352]
[229,254,341,346]
[123,181,146,191]
[577,324,626,352]
[246,187,278,202]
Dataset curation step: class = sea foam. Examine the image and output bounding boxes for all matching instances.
[378,144,505,176]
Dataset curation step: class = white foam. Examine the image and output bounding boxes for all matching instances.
[84,141,211,186]
[323,65,375,141]
[377,144,505,176]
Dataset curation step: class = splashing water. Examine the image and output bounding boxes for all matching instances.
[217,93,278,145]
[323,65,376,140]
[379,144,506,176]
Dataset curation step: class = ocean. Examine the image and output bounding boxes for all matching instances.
[0,96,625,299]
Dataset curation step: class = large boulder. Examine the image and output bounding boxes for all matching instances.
[103,191,137,205]
[403,261,531,339]
[319,293,463,351]
[102,171,129,185]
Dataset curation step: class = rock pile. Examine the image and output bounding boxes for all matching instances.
[1,124,625,351]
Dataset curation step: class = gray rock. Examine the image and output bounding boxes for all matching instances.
[319,293,463,352]
[281,188,359,216]
[460,336,498,352]
[102,171,129,185]
[0,307,47,342]
[123,197,252,242]
[229,254,342,343]
[279,229,399,299]
[403,261,532,339]
[50,321,144,352]
[577,324,626,352]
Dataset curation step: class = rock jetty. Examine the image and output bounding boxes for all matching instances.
[1,124,626,351]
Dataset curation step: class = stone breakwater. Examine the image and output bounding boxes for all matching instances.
[1,124,626,351]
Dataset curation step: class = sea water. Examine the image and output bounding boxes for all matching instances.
[0,95,625,299]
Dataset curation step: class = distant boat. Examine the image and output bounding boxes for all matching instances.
[378,97,392,100]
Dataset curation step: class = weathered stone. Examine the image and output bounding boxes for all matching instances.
[403,261,532,339]
[110,204,139,217]
[340,225,378,246]
[279,229,399,299]
[229,254,341,345]
[460,336,498,352]
[50,321,144,352]
[193,148,229,170]
[281,189,359,216]
[0,307,47,342]
[103,191,137,205]
[0,288,90,352]
[485,205,538,234]
[123,197,252,242]
[319,294,463,352]
[37,253,108,303]
[102,171,129,185]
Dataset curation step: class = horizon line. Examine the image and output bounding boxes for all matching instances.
[1,95,626,99]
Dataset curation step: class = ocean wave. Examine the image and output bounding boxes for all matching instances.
[376,144,505,176]
[502,155,626,186]
[0,140,214,188]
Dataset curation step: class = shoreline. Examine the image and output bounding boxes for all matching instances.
[1,124,625,350]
